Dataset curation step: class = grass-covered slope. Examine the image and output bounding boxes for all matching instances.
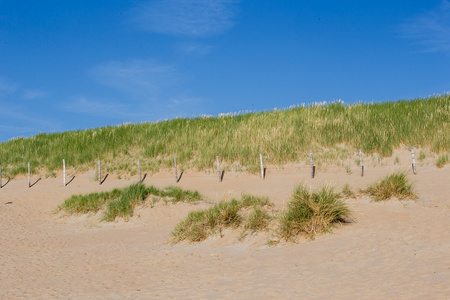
[1,95,449,177]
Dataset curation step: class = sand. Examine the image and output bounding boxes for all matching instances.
[1,150,449,299]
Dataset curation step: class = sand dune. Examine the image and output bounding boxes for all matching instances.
[1,151,449,299]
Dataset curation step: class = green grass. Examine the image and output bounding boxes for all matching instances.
[419,150,426,161]
[1,95,449,178]
[244,206,271,232]
[57,189,121,214]
[436,153,449,168]
[361,171,417,201]
[159,186,202,203]
[341,183,356,198]
[57,183,203,221]
[279,184,352,240]
[172,195,272,243]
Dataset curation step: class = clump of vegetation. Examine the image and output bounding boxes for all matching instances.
[58,189,121,214]
[419,150,426,161]
[1,96,449,178]
[361,171,417,201]
[244,206,271,232]
[171,195,272,243]
[341,183,356,198]
[436,153,449,168]
[57,183,203,221]
[279,184,351,240]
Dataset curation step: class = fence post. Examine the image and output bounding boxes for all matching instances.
[63,159,66,186]
[28,162,31,188]
[359,149,364,177]
[98,160,101,185]
[0,165,2,188]
[309,151,315,178]
[411,147,416,175]
[260,153,264,179]
[138,159,141,182]
[174,157,177,182]
[216,156,221,182]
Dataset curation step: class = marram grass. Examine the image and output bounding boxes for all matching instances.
[1,95,450,177]
[361,171,417,201]
[171,195,272,243]
[279,184,352,240]
[57,183,203,221]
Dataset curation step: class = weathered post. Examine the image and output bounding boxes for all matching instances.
[138,159,141,182]
[63,159,66,186]
[216,156,221,182]
[28,162,31,188]
[359,149,364,177]
[411,147,416,175]
[174,157,177,182]
[260,153,264,179]
[98,160,101,185]
[310,151,315,178]
[0,165,2,188]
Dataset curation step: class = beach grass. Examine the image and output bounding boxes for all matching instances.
[361,171,417,201]
[172,194,272,243]
[1,95,449,178]
[436,153,449,168]
[57,183,203,221]
[279,184,351,240]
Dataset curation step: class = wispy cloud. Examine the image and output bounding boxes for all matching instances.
[64,96,134,119]
[22,90,47,100]
[90,59,178,97]
[178,42,213,55]
[399,1,450,53]
[131,0,239,38]
[0,78,17,97]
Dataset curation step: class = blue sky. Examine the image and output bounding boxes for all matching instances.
[0,0,449,142]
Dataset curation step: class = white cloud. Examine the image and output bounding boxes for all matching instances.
[399,1,450,52]
[178,43,213,55]
[0,78,17,96]
[131,0,239,38]
[90,59,177,97]
[23,90,47,100]
[64,96,132,118]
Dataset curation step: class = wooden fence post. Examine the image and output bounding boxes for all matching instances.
[63,159,66,186]
[28,162,31,188]
[0,165,2,188]
[260,153,264,179]
[216,156,221,182]
[138,159,141,182]
[174,157,177,182]
[411,147,416,174]
[98,160,101,185]
[359,149,364,177]
[309,151,315,178]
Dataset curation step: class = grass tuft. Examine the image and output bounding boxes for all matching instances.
[436,153,449,168]
[341,183,356,198]
[57,189,121,214]
[172,199,242,243]
[279,184,351,240]
[244,206,271,232]
[361,171,417,201]
[160,186,202,203]
[241,194,271,208]
[172,195,272,243]
[57,183,203,221]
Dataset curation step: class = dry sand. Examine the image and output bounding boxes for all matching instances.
[1,151,449,299]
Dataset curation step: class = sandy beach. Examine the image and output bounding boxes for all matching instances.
[1,151,449,299]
